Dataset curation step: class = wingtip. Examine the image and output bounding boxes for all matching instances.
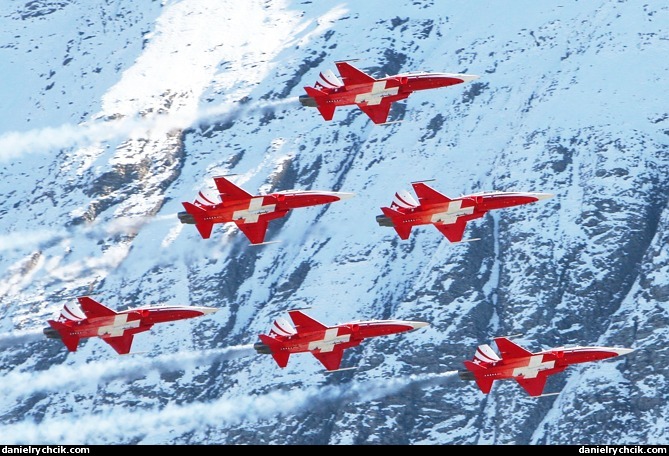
[324,366,358,373]
[249,240,282,246]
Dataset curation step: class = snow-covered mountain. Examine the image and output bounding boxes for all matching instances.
[0,0,667,445]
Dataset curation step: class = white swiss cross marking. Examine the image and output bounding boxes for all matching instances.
[97,314,141,337]
[233,197,276,223]
[512,355,555,378]
[307,328,351,353]
[354,81,399,106]
[431,200,474,224]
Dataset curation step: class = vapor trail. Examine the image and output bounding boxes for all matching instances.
[0,230,69,252]
[0,371,460,444]
[0,97,299,161]
[0,345,256,398]
[0,214,178,253]
[0,329,45,349]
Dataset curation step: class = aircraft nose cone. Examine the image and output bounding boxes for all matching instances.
[409,321,429,330]
[197,307,218,315]
[613,347,634,356]
[532,192,555,201]
[457,74,480,83]
[335,192,356,201]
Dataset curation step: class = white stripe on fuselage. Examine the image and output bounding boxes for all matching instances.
[512,355,555,378]
[431,200,474,224]
[308,328,351,353]
[97,314,141,337]
[233,197,276,223]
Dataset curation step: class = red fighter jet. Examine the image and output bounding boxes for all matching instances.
[178,175,354,245]
[253,309,429,371]
[376,180,554,242]
[43,296,218,355]
[458,336,634,397]
[299,60,479,124]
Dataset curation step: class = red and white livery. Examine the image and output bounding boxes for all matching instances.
[253,309,429,371]
[43,296,217,355]
[299,60,479,124]
[376,180,553,242]
[459,336,634,397]
[178,175,354,245]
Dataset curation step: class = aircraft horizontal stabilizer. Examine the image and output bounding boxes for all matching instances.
[271,351,290,368]
[394,225,412,241]
[46,320,80,352]
[304,85,328,99]
[316,104,336,121]
[182,201,206,214]
[257,334,290,368]
[461,361,493,391]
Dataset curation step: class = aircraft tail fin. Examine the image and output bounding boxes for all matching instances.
[391,189,419,210]
[269,316,298,338]
[258,334,290,368]
[181,202,214,239]
[46,320,80,352]
[56,299,88,323]
[381,206,412,240]
[472,343,502,365]
[315,69,343,89]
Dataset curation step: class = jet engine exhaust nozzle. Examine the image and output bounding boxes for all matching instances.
[376,214,393,227]
[177,211,196,224]
[43,327,61,340]
[457,370,475,381]
[253,341,272,355]
[298,95,317,107]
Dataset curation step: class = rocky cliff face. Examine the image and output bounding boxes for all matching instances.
[0,0,667,445]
